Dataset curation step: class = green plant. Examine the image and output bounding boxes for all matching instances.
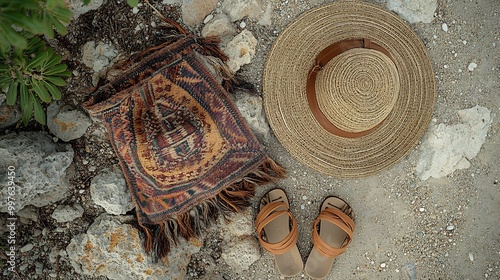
[0,0,71,53]
[0,0,71,126]
[0,35,71,125]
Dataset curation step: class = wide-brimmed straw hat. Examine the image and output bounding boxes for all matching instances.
[263,1,436,177]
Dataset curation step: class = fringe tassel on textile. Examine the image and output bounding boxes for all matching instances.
[138,157,285,262]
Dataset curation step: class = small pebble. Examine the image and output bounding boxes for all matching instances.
[132,7,139,14]
[204,14,214,24]
[442,23,448,32]
[302,195,307,200]
[240,21,246,28]
[20,243,34,253]
[469,252,474,262]
[447,225,455,231]
[468,62,477,71]
[300,204,305,210]
[19,263,29,271]
[402,262,416,280]
[419,207,425,212]
[380,262,386,268]
[35,262,44,274]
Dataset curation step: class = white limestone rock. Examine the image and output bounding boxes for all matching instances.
[162,0,181,4]
[416,105,493,180]
[82,41,118,74]
[201,13,237,38]
[220,210,255,236]
[181,0,217,26]
[47,102,92,142]
[0,131,73,212]
[387,0,437,23]
[468,62,478,71]
[257,3,272,26]
[222,0,263,22]
[51,204,85,223]
[90,166,134,215]
[234,91,270,142]
[68,0,105,19]
[66,214,202,279]
[221,236,261,271]
[18,205,39,223]
[223,30,257,73]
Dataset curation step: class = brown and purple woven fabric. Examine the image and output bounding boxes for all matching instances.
[83,29,284,260]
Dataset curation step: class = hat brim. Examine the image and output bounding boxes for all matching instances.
[263,1,436,177]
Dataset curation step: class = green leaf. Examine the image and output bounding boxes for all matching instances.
[43,19,55,39]
[1,0,40,10]
[14,70,23,82]
[1,12,33,29]
[21,94,34,126]
[32,81,52,103]
[127,0,139,7]
[0,76,13,89]
[26,52,50,70]
[42,80,62,100]
[44,53,62,68]
[58,70,72,77]
[0,34,11,53]
[16,82,29,125]
[6,31,28,50]
[43,64,67,75]
[26,36,46,54]
[44,76,66,86]
[83,0,91,5]
[51,18,68,35]
[6,81,18,106]
[20,82,29,110]
[0,23,28,50]
[45,0,59,10]
[50,7,72,23]
[13,54,27,68]
[33,96,46,125]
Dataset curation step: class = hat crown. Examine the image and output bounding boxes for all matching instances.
[316,48,400,133]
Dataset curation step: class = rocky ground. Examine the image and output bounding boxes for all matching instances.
[0,0,498,279]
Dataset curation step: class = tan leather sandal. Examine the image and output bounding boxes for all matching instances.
[305,196,355,279]
[255,189,303,277]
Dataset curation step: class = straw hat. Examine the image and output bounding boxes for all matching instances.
[263,1,436,177]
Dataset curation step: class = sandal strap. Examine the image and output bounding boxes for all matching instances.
[256,201,299,255]
[312,207,355,258]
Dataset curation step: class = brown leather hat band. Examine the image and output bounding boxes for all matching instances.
[306,39,393,138]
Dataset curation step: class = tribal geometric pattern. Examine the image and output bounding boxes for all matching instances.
[83,35,284,260]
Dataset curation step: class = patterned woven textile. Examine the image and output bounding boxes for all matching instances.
[83,31,284,260]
